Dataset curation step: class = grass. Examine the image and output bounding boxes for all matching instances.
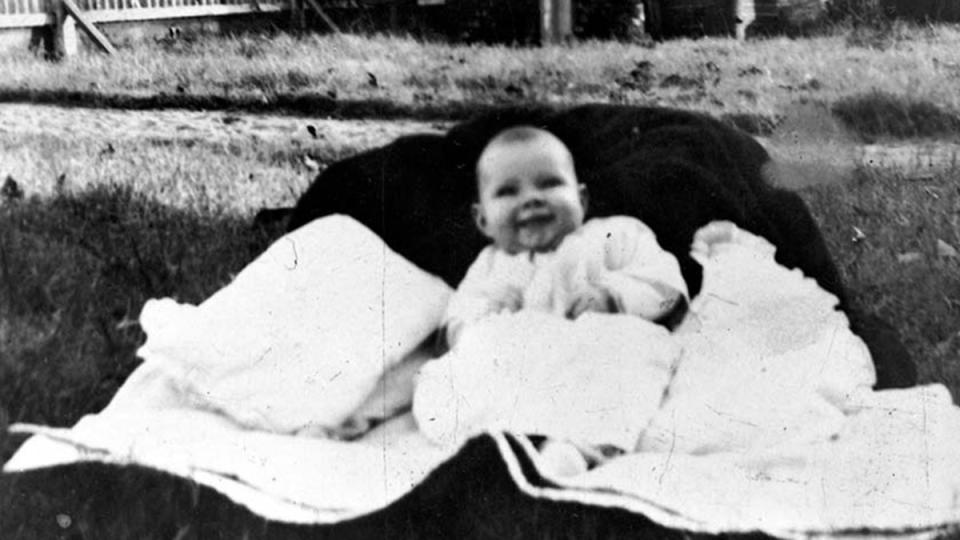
[3,25,960,139]
[832,90,960,142]
[804,167,960,390]
[0,135,314,438]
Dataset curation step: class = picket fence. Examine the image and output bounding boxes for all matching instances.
[0,0,287,29]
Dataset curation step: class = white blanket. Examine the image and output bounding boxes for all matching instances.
[414,310,680,451]
[7,215,960,538]
[134,214,451,435]
[413,224,875,456]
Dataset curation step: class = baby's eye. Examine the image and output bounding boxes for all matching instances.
[538,176,565,189]
[495,186,517,197]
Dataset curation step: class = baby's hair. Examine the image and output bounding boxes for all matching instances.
[487,125,551,145]
[475,126,572,197]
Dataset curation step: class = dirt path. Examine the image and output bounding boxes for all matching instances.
[0,103,447,150]
[2,104,957,189]
[756,102,960,187]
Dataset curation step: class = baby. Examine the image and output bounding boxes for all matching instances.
[434,125,691,475]
[442,125,689,347]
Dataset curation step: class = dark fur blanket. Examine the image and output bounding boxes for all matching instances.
[287,104,915,389]
[1,434,778,540]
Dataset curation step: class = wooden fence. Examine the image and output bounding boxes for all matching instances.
[0,0,383,57]
[0,0,574,56]
[0,0,287,29]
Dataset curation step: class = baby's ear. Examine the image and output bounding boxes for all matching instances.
[579,184,589,213]
[471,203,487,232]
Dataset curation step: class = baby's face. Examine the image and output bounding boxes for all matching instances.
[474,134,585,254]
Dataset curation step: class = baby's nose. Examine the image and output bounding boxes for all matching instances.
[521,193,546,208]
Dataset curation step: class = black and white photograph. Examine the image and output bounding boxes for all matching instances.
[2,0,960,538]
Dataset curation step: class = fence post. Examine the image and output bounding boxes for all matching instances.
[61,0,117,54]
[554,0,571,40]
[540,0,553,43]
[540,0,571,44]
[540,0,573,45]
[51,0,79,59]
[62,15,78,55]
[733,0,755,40]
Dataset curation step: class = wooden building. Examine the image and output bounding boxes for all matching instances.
[643,0,826,39]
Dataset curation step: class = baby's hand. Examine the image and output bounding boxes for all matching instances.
[493,286,523,313]
[691,220,739,257]
[566,286,614,319]
[691,220,776,260]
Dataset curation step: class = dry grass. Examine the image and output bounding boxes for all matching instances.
[2,25,960,138]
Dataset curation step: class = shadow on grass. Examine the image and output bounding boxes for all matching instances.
[0,89,509,123]
[0,88,792,138]
[0,184,284,447]
[7,88,960,144]
[832,90,960,142]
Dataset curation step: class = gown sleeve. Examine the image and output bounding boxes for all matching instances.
[587,217,689,321]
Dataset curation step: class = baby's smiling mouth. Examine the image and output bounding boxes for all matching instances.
[513,212,560,252]
[515,211,555,228]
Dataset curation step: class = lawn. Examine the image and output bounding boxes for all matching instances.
[0,135,305,437]
[2,24,960,139]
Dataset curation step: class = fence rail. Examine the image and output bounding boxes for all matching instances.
[0,0,571,55]
[0,0,284,28]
